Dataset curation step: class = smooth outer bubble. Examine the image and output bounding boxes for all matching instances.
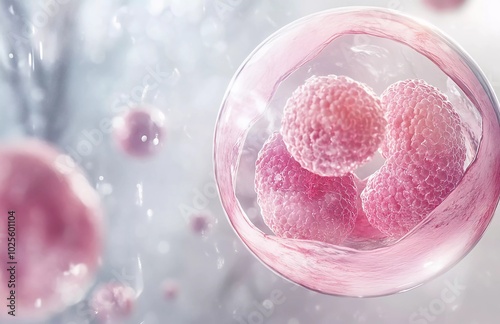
[0,140,103,320]
[90,283,135,323]
[112,106,166,158]
[214,8,500,297]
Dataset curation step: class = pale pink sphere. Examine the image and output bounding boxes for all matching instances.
[0,140,103,320]
[281,75,386,177]
[90,283,135,323]
[255,133,358,244]
[422,0,466,11]
[380,79,465,160]
[189,213,210,235]
[113,107,166,158]
[162,279,179,300]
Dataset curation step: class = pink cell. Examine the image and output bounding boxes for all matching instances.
[90,283,135,323]
[281,75,386,177]
[189,213,211,235]
[162,279,179,300]
[255,133,358,244]
[113,106,166,158]
[0,140,103,320]
[362,80,466,237]
[380,79,466,161]
[422,0,466,11]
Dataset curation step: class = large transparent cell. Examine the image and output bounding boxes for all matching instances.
[214,8,500,297]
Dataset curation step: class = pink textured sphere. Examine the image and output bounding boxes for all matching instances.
[113,107,165,158]
[255,133,358,244]
[380,79,465,159]
[422,0,466,11]
[0,140,102,319]
[362,80,466,237]
[281,75,386,177]
[90,283,135,323]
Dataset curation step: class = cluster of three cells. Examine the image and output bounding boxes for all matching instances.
[255,75,466,244]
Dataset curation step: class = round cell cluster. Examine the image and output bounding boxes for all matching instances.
[255,133,358,244]
[113,106,166,158]
[362,79,466,237]
[281,75,386,177]
[0,140,102,319]
[90,283,136,323]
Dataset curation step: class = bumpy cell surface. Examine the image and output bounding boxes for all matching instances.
[281,75,386,177]
[380,79,466,159]
[348,178,385,240]
[362,80,466,237]
[0,140,102,319]
[113,106,165,158]
[255,132,358,244]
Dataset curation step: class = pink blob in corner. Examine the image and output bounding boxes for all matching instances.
[281,75,386,177]
[90,283,135,323]
[255,132,358,245]
[113,106,166,158]
[422,0,466,11]
[0,140,103,320]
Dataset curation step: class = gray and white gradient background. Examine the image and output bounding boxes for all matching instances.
[0,0,499,323]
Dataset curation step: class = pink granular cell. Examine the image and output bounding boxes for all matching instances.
[0,140,102,320]
[380,79,465,160]
[362,80,466,237]
[280,75,386,177]
[255,133,358,244]
[422,0,466,11]
[90,283,135,323]
[113,106,166,158]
